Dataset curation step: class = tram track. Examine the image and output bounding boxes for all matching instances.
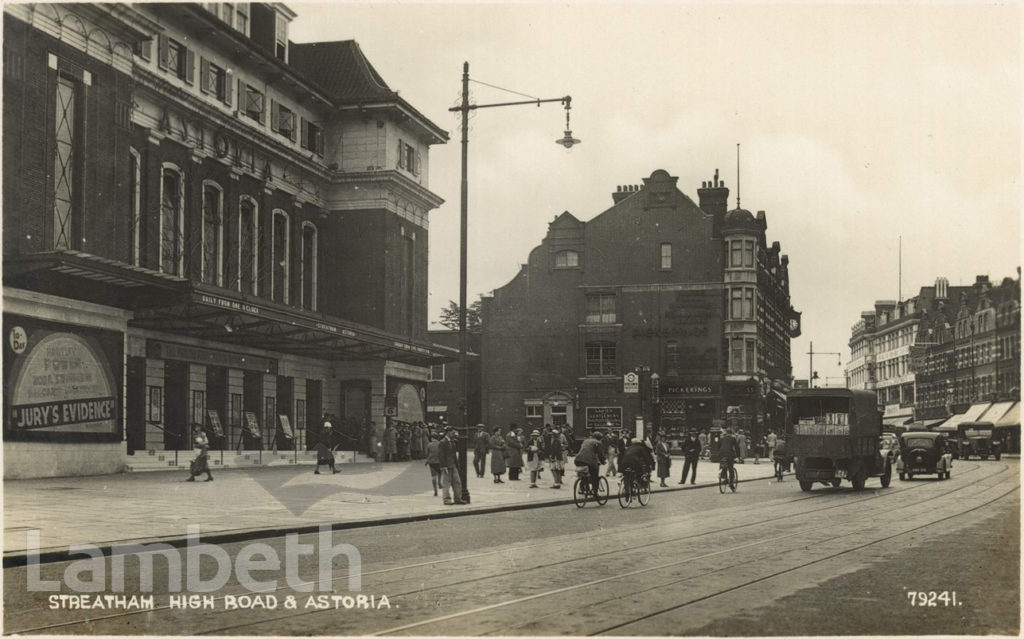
[3,461,1009,636]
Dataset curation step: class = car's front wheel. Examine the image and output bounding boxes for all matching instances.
[880,460,892,488]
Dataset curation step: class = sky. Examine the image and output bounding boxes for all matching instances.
[290,1,1021,386]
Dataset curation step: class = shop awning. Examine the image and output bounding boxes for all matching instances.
[907,419,946,430]
[130,288,461,366]
[995,402,1019,428]
[882,416,914,428]
[980,401,1016,423]
[936,402,993,431]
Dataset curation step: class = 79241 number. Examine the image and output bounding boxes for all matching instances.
[908,591,959,607]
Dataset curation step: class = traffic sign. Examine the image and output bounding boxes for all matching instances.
[623,372,639,393]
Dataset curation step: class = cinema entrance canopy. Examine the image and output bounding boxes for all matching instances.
[131,289,457,366]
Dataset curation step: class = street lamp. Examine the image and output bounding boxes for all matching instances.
[808,341,842,389]
[449,62,579,503]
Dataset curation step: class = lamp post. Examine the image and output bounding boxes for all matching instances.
[449,62,579,503]
[808,341,842,389]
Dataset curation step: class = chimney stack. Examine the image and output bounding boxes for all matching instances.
[698,169,729,217]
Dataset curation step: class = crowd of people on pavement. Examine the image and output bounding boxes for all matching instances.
[184,412,792,493]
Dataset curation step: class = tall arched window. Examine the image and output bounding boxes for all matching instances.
[300,222,317,311]
[271,209,289,304]
[238,196,258,295]
[159,164,184,275]
[201,181,223,285]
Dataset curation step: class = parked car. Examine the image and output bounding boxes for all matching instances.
[957,421,1001,460]
[897,431,953,480]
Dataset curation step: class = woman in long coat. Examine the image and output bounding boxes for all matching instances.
[737,430,748,463]
[506,427,524,481]
[383,424,397,462]
[489,427,507,482]
[655,436,672,487]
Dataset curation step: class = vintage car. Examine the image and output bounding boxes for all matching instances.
[879,433,900,464]
[897,431,953,480]
[957,421,1001,460]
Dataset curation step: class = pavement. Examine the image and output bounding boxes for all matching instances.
[2,455,783,564]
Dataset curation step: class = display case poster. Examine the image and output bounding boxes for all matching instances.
[3,314,123,442]
[243,411,262,439]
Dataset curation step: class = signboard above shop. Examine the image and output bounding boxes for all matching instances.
[586,406,623,430]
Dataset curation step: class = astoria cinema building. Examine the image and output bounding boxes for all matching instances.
[3,3,452,477]
[481,169,801,443]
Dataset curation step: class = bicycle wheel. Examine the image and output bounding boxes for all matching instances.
[718,470,727,493]
[636,479,651,506]
[617,479,632,508]
[596,476,609,505]
[729,467,738,492]
[573,478,587,508]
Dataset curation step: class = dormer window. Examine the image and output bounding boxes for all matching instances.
[275,13,288,61]
[555,250,579,269]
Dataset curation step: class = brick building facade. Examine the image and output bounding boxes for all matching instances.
[480,169,800,445]
[2,3,452,478]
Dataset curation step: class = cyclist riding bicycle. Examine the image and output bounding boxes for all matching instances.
[718,427,741,479]
[619,437,655,497]
[574,430,606,495]
[772,437,788,480]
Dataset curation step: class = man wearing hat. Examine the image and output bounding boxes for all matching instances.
[546,427,566,488]
[438,428,465,505]
[472,424,490,479]
[679,428,702,484]
[525,429,545,487]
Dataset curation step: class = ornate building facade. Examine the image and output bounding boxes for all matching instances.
[3,3,451,477]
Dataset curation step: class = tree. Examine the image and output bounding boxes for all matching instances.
[439,299,482,332]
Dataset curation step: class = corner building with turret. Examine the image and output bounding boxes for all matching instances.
[481,169,801,447]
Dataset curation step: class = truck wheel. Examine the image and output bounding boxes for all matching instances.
[830,479,841,488]
[851,472,866,491]
[899,472,906,481]
[907,472,913,480]
[995,453,1001,461]
[799,480,813,492]
[880,460,892,488]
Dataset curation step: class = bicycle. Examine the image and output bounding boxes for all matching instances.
[773,457,787,482]
[573,466,609,507]
[718,461,738,493]
[617,471,651,508]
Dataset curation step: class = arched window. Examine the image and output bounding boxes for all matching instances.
[300,222,317,311]
[238,196,258,295]
[159,164,184,275]
[201,181,223,286]
[128,148,141,266]
[271,209,290,304]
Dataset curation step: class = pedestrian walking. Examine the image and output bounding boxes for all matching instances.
[698,429,709,459]
[603,430,618,477]
[397,424,411,462]
[737,429,748,463]
[438,428,465,505]
[655,435,672,487]
[679,428,701,484]
[490,427,507,483]
[472,424,490,478]
[526,429,544,487]
[506,426,524,480]
[425,431,441,496]
[186,426,213,482]
[314,414,339,475]
[766,430,777,460]
[547,427,567,488]
[409,423,423,460]
[383,423,397,462]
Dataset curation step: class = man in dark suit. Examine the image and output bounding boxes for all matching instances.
[679,428,701,484]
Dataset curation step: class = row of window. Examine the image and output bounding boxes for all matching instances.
[150,30,322,154]
[203,2,251,38]
[727,239,756,269]
[134,156,318,310]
